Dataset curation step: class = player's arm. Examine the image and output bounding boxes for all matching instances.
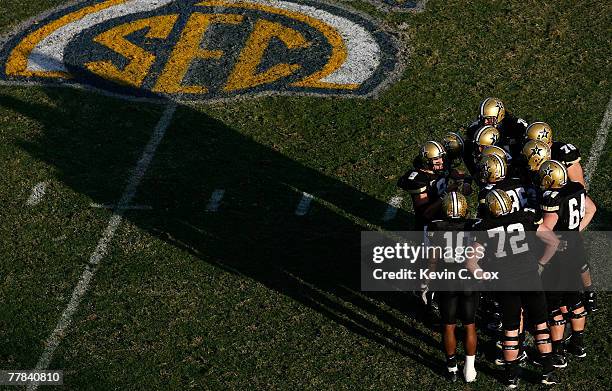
[466,241,486,277]
[579,195,597,231]
[412,192,442,221]
[535,222,559,265]
[449,168,473,195]
[567,162,585,187]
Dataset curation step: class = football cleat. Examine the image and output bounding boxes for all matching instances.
[521,140,551,172]
[566,342,587,358]
[525,121,553,145]
[495,351,527,366]
[532,353,567,369]
[479,97,506,126]
[539,160,568,189]
[540,370,560,386]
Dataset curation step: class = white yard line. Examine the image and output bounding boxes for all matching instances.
[205,189,225,212]
[26,182,48,206]
[584,93,612,187]
[382,195,403,222]
[27,102,177,391]
[295,192,314,216]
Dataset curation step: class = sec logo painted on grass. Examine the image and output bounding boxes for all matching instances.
[0,0,399,101]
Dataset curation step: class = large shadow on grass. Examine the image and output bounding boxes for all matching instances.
[0,87,505,380]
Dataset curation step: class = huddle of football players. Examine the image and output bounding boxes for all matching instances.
[398,97,597,387]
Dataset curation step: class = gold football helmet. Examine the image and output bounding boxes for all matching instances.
[479,97,505,126]
[525,122,553,145]
[478,154,507,183]
[522,140,551,171]
[442,192,468,219]
[474,125,500,148]
[442,132,464,160]
[481,145,508,162]
[485,189,513,217]
[539,160,568,189]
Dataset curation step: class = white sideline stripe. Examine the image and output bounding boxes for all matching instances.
[295,192,314,216]
[205,189,225,212]
[383,195,403,221]
[27,102,177,391]
[89,203,153,210]
[584,93,612,187]
[26,182,47,206]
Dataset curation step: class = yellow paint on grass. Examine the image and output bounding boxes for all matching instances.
[85,15,179,88]
[225,19,309,92]
[197,0,358,90]
[153,13,244,94]
[6,0,126,78]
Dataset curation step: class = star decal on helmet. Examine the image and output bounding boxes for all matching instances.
[543,167,554,177]
[531,145,543,156]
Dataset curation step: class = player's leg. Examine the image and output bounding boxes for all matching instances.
[581,263,597,313]
[565,292,588,358]
[459,291,478,382]
[525,291,560,385]
[438,291,459,381]
[500,292,521,388]
[545,291,568,368]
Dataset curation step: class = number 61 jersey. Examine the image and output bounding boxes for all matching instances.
[541,181,586,231]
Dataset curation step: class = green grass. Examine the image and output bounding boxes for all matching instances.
[1,0,611,390]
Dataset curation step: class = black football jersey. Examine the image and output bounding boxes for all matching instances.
[398,169,448,228]
[497,114,529,158]
[541,181,586,231]
[477,177,537,217]
[551,141,581,167]
[426,218,477,288]
[472,209,541,278]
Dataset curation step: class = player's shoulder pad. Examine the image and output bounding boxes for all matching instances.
[541,190,561,211]
[398,170,428,193]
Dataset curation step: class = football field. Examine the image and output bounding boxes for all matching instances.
[0,0,611,389]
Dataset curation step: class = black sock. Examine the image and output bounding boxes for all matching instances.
[552,340,564,355]
[505,359,519,377]
[571,330,585,347]
[539,352,554,373]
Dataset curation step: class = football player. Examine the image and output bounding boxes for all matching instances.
[463,125,501,177]
[465,97,528,158]
[426,192,479,383]
[476,154,534,217]
[526,123,597,313]
[442,132,465,168]
[525,122,584,185]
[398,141,470,229]
[468,189,561,387]
[519,140,551,185]
[538,160,597,364]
